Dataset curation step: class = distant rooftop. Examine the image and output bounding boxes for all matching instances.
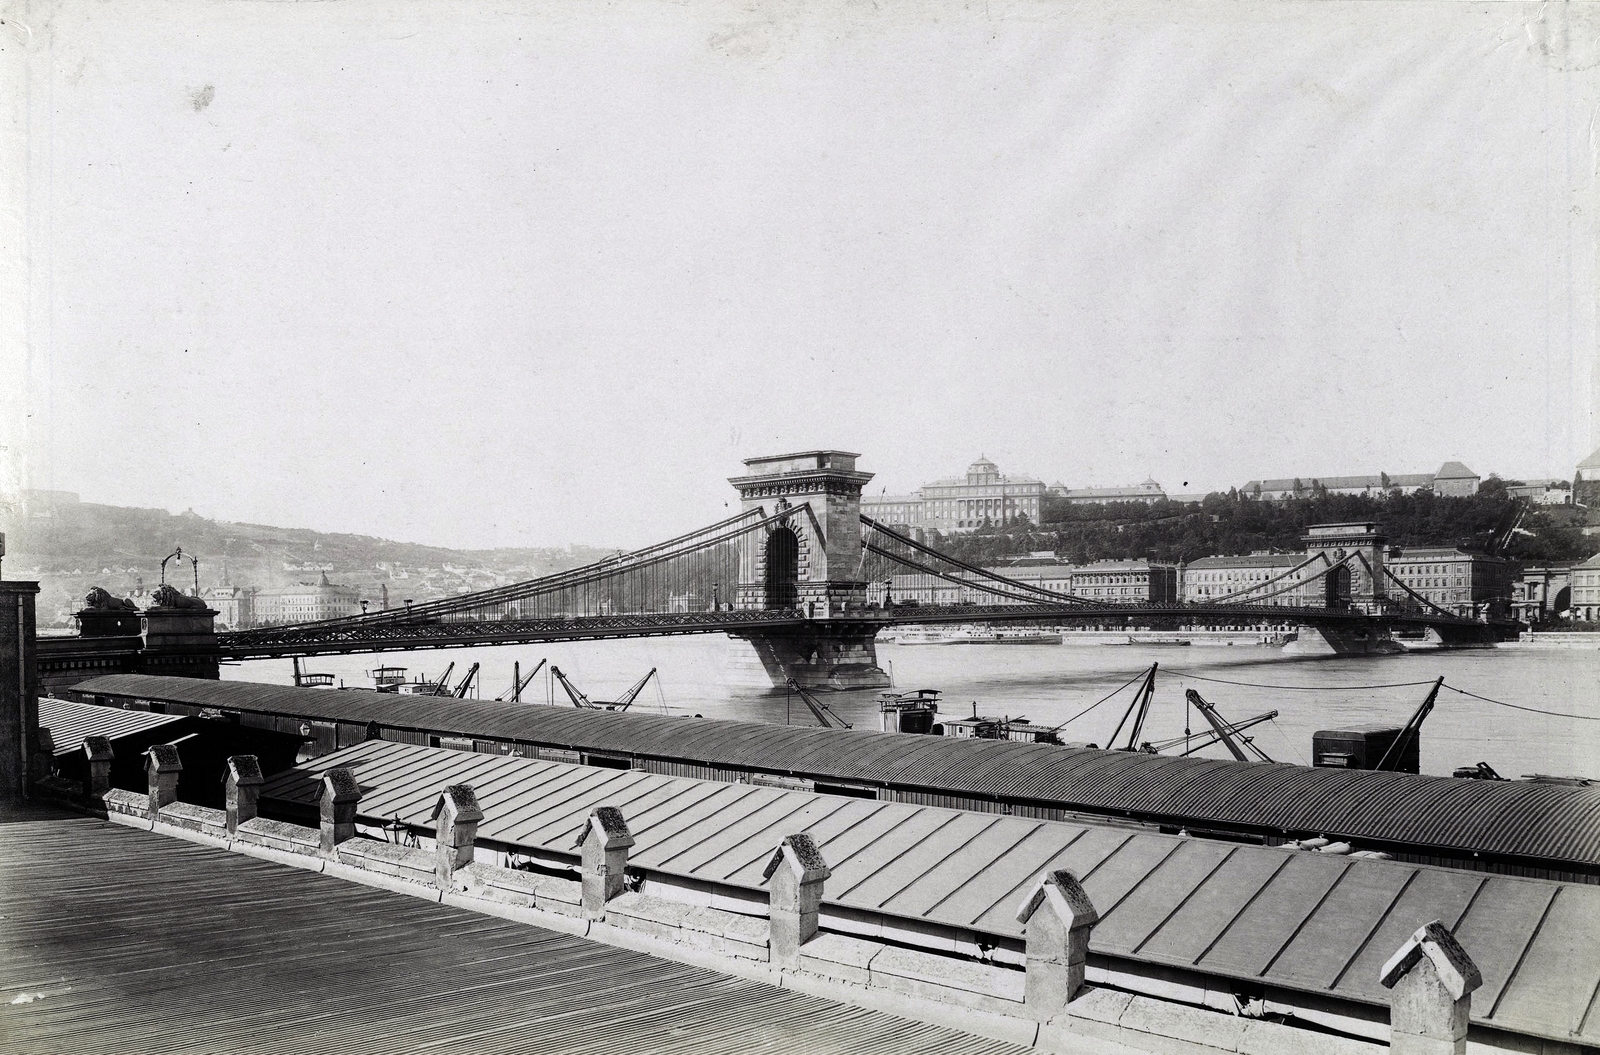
[1435,461,1479,480]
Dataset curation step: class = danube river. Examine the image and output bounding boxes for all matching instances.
[235,636,1600,781]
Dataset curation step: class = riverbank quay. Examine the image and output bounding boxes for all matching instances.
[64,675,1600,882]
[1501,631,1600,651]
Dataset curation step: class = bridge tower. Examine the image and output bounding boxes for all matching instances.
[727,451,891,690]
[1286,522,1398,655]
[1300,522,1389,612]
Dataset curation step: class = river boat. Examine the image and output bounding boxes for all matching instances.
[993,628,1063,645]
[894,625,997,645]
[368,666,408,692]
[1108,635,1191,646]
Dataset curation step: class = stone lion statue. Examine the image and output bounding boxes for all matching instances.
[151,584,208,610]
[84,586,139,611]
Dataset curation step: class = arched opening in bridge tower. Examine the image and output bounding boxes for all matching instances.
[1553,585,1571,614]
[764,528,800,609]
[1325,564,1351,608]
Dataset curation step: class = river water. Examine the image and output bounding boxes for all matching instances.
[233,635,1600,780]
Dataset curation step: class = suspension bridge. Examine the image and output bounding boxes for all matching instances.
[204,451,1519,688]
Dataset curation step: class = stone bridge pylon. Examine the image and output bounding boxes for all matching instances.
[727,451,891,691]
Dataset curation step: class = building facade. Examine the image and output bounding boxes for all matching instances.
[1068,560,1178,603]
[250,572,363,626]
[1573,553,1600,622]
[885,556,1174,606]
[1385,547,1515,619]
[1504,480,1575,506]
[202,585,258,629]
[860,457,1048,536]
[1241,462,1478,501]
[1057,480,1167,506]
[1180,554,1321,607]
[1511,564,1575,624]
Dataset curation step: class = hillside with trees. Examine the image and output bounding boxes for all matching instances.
[927,482,1596,568]
[3,498,615,628]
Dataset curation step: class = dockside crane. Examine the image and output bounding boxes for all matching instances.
[785,678,854,729]
[430,662,457,696]
[1373,677,1443,772]
[551,666,659,711]
[1106,663,1160,751]
[451,662,481,699]
[497,658,547,702]
[1163,690,1277,762]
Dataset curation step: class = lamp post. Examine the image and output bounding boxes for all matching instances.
[159,547,201,596]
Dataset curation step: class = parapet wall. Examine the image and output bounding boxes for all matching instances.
[56,741,1593,1055]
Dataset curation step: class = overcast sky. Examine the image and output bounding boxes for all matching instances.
[6,0,1597,549]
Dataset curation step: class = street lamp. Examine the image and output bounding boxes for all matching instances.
[159,546,201,596]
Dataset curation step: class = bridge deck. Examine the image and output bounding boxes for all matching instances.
[212,604,1508,660]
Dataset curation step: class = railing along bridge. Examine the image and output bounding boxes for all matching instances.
[214,506,1510,661]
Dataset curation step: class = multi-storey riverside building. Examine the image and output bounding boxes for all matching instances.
[1572,553,1600,622]
[250,572,363,626]
[1180,554,1321,606]
[1067,559,1178,603]
[1385,547,1515,618]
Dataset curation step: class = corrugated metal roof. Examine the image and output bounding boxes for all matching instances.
[74,674,1600,869]
[261,740,1600,1046]
[37,696,186,756]
[1,814,1025,1055]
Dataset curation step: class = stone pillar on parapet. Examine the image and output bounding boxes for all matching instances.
[1016,869,1099,1020]
[316,767,362,857]
[431,783,484,889]
[144,743,183,820]
[762,834,831,968]
[576,806,634,919]
[83,735,114,804]
[224,755,264,834]
[1380,919,1483,1055]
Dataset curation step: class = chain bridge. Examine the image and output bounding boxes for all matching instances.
[198,451,1519,689]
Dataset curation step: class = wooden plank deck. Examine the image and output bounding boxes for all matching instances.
[0,816,1025,1055]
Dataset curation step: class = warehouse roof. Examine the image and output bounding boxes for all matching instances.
[262,740,1600,1047]
[1,814,1023,1055]
[37,695,185,756]
[72,675,1600,871]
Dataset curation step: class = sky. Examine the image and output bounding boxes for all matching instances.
[5,0,1598,549]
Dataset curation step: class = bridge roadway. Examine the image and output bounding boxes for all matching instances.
[213,602,1512,660]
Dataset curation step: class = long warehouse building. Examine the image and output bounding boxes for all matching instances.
[66,673,1600,883]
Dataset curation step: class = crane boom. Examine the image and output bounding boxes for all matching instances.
[551,665,656,710]
[498,658,548,702]
[1146,707,1279,756]
[1180,690,1276,762]
[452,662,480,699]
[550,666,592,708]
[1107,664,1159,751]
[611,668,658,711]
[430,662,456,696]
[1373,677,1443,772]
[786,679,853,729]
